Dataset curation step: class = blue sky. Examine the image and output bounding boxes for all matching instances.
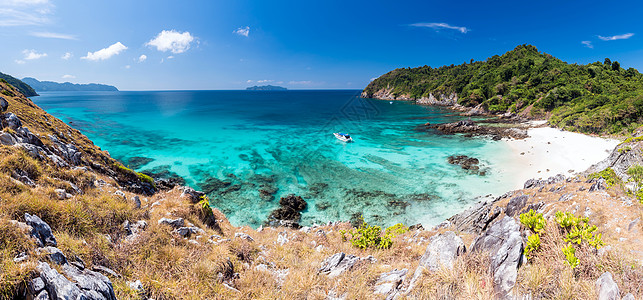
[1,0,642,90]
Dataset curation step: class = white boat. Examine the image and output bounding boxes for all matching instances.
[333,132,353,142]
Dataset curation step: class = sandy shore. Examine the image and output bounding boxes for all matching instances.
[504,125,620,189]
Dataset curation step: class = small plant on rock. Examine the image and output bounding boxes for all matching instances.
[524,233,541,259]
[562,243,579,269]
[587,167,619,188]
[520,209,546,233]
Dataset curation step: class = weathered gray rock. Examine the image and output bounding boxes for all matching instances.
[505,195,528,217]
[54,188,71,200]
[114,190,126,199]
[586,141,643,182]
[374,269,407,299]
[404,231,465,294]
[2,112,21,129]
[0,132,16,145]
[62,263,116,300]
[35,290,49,300]
[92,265,120,278]
[319,252,360,278]
[447,199,502,234]
[158,217,185,228]
[595,271,619,300]
[38,262,84,300]
[25,213,57,247]
[174,226,204,238]
[31,277,46,294]
[42,246,67,265]
[234,232,254,242]
[471,216,523,300]
[622,293,635,300]
[132,196,141,209]
[0,96,7,112]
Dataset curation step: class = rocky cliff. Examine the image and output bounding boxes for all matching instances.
[0,80,641,299]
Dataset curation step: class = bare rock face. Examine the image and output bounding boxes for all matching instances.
[471,216,523,300]
[25,213,57,247]
[595,272,620,300]
[374,269,408,299]
[586,141,643,182]
[505,195,529,217]
[318,252,360,278]
[447,198,503,234]
[0,96,8,112]
[404,231,466,294]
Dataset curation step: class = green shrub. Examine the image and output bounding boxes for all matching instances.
[340,217,399,249]
[587,167,619,187]
[524,233,541,259]
[555,211,603,250]
[626,165,643,204]
[562,243,579,269]
[520,209,546,233]
[555,211,586,229]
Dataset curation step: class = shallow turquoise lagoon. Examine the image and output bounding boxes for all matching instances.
[33,90,518,228]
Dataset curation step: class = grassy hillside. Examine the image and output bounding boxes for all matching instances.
[0,72,37,97]
[363,44,643,135]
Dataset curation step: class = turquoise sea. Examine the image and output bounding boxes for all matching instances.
[32,90,519,228]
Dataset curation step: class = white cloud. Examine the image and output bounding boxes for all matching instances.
[370,77,377,82]
[15,59,25,64]
[22,49,47,60]
[598,33,634,41]
[233,26,250,37]
[289,80,312,85]
[246,80,253,83]
[125,65,131,69]
[29,31,76,40]
[138,54,147,62]
[62,74,75,79]
[61,52,72,60]
[0,0,53,27]
[409,22,469,34]
[167,55,174,59]
[81,42,127,61]
[257,79,273,83]
[146,30,195,54]
[581,41,593,49]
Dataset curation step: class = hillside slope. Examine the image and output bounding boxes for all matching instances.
[0,80,641,299]
[0,72,37,97]
[22,77,118,92]
[363,45,643,135]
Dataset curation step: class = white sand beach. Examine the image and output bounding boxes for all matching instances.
[504,125,620,189]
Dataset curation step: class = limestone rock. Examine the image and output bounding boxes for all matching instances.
[234,232,254,242]
[25,213,57,247]
[471,216,523,299]
[447,199,502,234]
[38,262,84,300]
[319,252,360,278]
[405,231,465,294]
[595,271,619,300]
[2,112,21,130]
[374,269,408,299]
[42,246,67,265]
[505,195,528,217]
[0,132,16,145]
[0,96,7,112]
[158,217,185,228]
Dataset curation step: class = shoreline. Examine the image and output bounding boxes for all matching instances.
[503,126,620,189]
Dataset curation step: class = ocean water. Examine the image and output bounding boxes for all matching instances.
[32,90,518,228]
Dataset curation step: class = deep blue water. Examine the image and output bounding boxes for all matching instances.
[32,90,517,228]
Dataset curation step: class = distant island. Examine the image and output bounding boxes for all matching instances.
[0,72,38,96]
[22,77,118,92]
[246,85,287,91]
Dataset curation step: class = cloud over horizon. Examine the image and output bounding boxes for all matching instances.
[409,22,468,34]
[598,33,634,41]
[29,31,77,40]
[81,42,127,61]
[146,30,195,54]
[234,26,250,37]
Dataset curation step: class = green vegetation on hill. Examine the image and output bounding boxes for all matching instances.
[22,77,118,92]
[363,44,643,134]
[0,72,38,97]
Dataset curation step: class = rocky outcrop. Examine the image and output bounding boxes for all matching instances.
[505,195,529,217]
[374,269,408,299]
[416,93,458,106]
[266,194,307,228]
[586,141,643,182]
[595,272,620,300]
[447,155,485,175]
[25,213,57,247]
[361,88,458,107]
[471,216,523,300]
[447,197,504,234]
[404,231,466,294]
[0,96,8,112]
[318,252,376,278]
[419,119,529,140]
